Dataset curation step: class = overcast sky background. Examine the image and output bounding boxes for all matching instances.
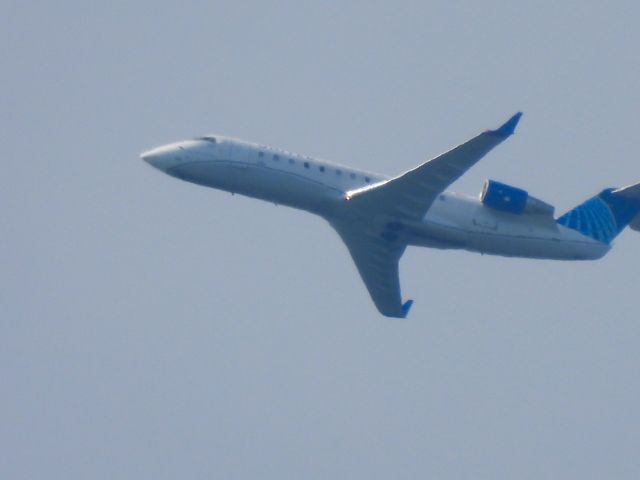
[2,1,640,478]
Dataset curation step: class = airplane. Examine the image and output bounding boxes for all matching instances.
[141,113,640,318]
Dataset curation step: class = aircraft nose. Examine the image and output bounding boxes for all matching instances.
[140,147,165,165]
[140,144,180,171]
[140,150,153,163]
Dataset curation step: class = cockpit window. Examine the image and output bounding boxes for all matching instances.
[196,136,217,143]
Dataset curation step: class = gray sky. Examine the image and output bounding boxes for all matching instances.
[2,1,639,478]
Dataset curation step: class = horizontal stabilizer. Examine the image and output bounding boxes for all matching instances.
[613,182,640,232]
[613,181,640,200]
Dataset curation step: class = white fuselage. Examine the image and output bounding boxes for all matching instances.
[142,136,609,261]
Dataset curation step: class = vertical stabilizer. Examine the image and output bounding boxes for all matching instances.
[557,184,640,243]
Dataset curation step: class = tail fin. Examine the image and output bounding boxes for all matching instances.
[557,182,640,244]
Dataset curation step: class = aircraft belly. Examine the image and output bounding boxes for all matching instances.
[403,219,469,249]
[465,229,608,260]
[404,216,608,260]
[236,166,341,213]
[167,161,241,191]
[168,161,340,213]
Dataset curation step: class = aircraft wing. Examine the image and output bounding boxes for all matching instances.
[345,112,522,220]
[334,113,521,318]
[332,220,412,318]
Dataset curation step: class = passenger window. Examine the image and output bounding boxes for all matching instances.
[289,158,294,164]
[304,162,310,169]
[350,173,356,179]
[273,154,279,161]
[336,169,342,176]
[258,151,264,157]
[365,177,370,183]
[319,166,325,172]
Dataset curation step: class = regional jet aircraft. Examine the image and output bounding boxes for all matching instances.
[142,113,640,318]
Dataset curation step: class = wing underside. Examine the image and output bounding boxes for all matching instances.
[332,220,411,318]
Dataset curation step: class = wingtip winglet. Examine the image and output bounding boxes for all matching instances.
[401,299,414,318]
[489,111,523,137]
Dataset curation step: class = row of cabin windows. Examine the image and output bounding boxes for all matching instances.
[198,140,369,183]
[258,151,370,183]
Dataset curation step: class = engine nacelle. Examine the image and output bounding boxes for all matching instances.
[480,180,554,216]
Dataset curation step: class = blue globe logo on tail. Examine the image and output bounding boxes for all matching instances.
[557,189,640,244]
